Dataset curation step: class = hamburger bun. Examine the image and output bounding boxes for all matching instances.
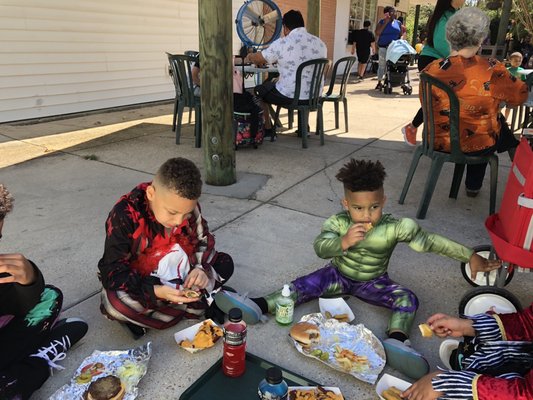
[381,386,403,400]
[289,322,320,346]
[86,375,125,400]
[418,323,433,338]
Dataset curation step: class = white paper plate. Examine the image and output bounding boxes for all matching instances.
[319,298,355,322]
[375,373,411,400]
[288,386,344,399]
[173,319,221,354]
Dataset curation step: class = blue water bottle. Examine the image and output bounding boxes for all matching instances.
[258,367,288,400]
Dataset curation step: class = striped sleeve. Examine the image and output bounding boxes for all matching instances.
[432,370,479,399]
[469,313,502,342]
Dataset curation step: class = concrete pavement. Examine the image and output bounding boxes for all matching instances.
[1,71,531,400]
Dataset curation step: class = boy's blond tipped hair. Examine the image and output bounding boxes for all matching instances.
[0,184,14,220]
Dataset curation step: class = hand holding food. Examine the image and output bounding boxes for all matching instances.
[154,285,199,304]
[426,313,475,338]
[341,224,367,249]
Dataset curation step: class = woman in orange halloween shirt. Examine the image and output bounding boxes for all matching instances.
[422,7,528,197]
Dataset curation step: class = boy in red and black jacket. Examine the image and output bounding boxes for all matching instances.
[98,157,233,338]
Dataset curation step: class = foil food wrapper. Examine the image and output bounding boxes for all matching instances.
[291,314,385,384]
[50,342,152,400]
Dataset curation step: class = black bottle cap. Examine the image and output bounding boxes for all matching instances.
[266,367,283,384]
[228,308,243,322]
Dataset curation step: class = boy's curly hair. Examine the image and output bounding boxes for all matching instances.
[335,159,386,192]
[155,158,202,200]
[0,184,14,220]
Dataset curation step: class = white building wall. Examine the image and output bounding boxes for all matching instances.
[0,0,242,123]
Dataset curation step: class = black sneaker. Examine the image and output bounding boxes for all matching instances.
[30,318,88,372]
[123,322,147,340]
[466,188,480,197]
[375,82,383,90]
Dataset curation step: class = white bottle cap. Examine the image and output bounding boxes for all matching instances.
[281,284,290,297]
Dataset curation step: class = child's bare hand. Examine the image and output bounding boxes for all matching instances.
[427,313,475,337]
[184,268,209,289]
[0,253,36,285]
[341,224,367,250]
[402,371,442,400]
[468,253,501,280]
[154,285,198,304]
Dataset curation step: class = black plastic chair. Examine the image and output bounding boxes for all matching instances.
[166,53,201,147]
[274,58,329,148]
[320,56,356,132]
[399,73,499,219]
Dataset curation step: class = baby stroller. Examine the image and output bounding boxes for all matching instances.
[458,135,533,315]
[382,40,416,95]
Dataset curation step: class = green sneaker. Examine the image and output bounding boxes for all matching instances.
[383,338,429,380]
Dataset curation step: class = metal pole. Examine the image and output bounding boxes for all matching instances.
[198,0,236,185]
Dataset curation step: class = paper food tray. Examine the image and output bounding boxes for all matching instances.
[319,297,355,322]
[375,373,411,400]
[174,319,221,354]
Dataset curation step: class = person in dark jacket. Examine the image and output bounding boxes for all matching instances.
[0,184,87,400]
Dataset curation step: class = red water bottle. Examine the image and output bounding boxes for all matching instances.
[222,307,247,377]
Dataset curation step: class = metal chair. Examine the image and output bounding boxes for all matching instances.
[274,58,329,148]
[166,53,201,147]
[320,56,356,132]
[399,73,499,219]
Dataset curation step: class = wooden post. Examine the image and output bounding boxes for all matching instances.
[307,0,321,37]
[198,0,236,185]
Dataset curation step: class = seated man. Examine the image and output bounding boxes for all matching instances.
[0,184,88,400]
[245,9,327,140]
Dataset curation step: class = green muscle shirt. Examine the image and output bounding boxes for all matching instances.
[313,212,474,281]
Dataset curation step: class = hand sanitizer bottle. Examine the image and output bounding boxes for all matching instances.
[275,284,294,325]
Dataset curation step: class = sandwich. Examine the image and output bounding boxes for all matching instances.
[86,375,125,400]
[289,322,320,346]
[381,386,403,400]
[418,323,433,338]
[363,222,373,231]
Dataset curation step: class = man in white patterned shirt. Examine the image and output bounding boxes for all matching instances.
[246,10,327,140]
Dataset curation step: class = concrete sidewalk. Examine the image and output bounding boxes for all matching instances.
[1,72,531,400]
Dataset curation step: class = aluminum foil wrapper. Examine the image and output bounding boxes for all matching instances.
[291,314,385,384]
[50,342,152,400]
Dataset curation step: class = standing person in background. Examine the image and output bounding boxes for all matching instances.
[401,0,465,146]
[351,20,376,80]
[374,6,402,91]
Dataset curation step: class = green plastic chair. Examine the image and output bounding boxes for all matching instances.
[320,56,356,132]
[166,53,201,147]
[399,73,499,219]
[273,58,329,148]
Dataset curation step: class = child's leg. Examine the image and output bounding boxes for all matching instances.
[100,289,203,331]
[0,285,63,370]
[264,264,352,314]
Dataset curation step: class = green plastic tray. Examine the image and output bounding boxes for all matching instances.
[179,352,320,399]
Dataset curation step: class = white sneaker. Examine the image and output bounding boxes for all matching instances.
[439,339,460,370]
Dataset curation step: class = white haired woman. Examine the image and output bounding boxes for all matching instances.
[422,7,527,197]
